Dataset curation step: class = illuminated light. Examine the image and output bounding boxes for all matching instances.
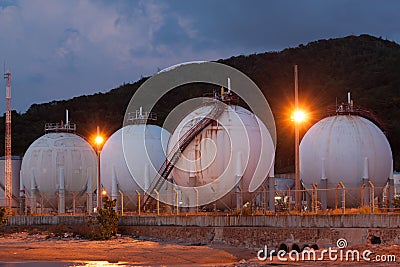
[95,135,104,146]
[292,110,307,123]
[102,189,107,196]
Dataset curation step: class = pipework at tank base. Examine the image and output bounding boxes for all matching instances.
[5,176,399,216]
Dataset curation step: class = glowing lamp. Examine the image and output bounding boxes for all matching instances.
[292,110,306,123]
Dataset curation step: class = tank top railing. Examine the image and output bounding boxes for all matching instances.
[142,100,225,209]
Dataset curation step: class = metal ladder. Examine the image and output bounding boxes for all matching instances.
[142,100,225,209]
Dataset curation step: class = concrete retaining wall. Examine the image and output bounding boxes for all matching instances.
[5,215,400,249]
[119,226,400,249]
[6,214,400,228]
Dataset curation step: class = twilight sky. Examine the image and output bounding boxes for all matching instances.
[0,0,399,112]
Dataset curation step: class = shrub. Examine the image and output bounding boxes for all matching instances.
[0,207,7,228]
[87,196,118,240]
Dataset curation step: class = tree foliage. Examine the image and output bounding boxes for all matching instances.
[87,196,118,240]
[0,207,7,228]
[1,34,400,172]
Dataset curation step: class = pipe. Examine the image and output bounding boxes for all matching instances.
[135,190,141,216]
[320,158,327,210]
[59,167,65,214]
[19,170,25,215]
[339,182,345,215]
[30,170,37,214]
[66,109,69,126]
[111,165,118,212]
[368,181,375,214]
[361,184,366,207]
[87,168,93,214]
[312,184,318,214]
[347,92,351,105]
[362,157,369,179]
[193,187,199,214]
[173,187,179,215]
[227,77,231,94]
[154,189,160,216]
[119,190,124,216]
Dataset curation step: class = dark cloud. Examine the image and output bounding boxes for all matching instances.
[0,0,399,112]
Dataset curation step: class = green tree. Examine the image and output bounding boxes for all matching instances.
[87,196,118,240]
[0,207,7,229]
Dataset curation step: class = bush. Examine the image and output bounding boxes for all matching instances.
[0,207,7,227]
[87,196,118,240]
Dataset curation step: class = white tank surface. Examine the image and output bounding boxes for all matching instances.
[300,115,392,207]
[101,124,170,210]
[169,104,275,209]
[21,132,97,211]
[0,156,21,207]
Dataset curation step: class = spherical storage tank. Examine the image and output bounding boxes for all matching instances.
[300,114,392,208]
[169,102,275,210]
[21,132,97,212]
[100,123,170,211]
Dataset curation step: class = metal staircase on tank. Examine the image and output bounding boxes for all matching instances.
[142,99,225,210]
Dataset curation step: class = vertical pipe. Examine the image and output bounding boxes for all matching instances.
[362,157,369,206]
[30,170,37,214]
[66,109,69,126]
[193,187,198,214]
[19,170,25,215]
[320,158,327,210]
[227,77,231,94]
[135,190,141,216]
[154,189,160,216]
[389,160,395,210]
[236,151,243,212]
[87,169,92,214]
[369,181,375,214]
[361,184,366,207]
[173,187,179,215]
[119,190,124,216]
[59,167,65,214]
[111,165,118,212]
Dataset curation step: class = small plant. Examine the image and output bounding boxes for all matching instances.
[87,196,118,240]
[0,207,7,228]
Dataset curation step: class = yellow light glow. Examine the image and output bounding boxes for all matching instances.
[102,189,107,196]
[95,135,104,145]
[292,110,307,123]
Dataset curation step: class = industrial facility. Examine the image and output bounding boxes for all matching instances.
[0,68,396,217]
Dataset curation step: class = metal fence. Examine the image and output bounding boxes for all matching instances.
[1,180,398,216]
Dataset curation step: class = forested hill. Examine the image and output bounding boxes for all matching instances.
[2,34,400,172]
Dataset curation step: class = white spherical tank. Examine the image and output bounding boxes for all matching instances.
[21,133,97,212]
[300,115,392,208]
[169,104,275,209]
[101,124,170,210]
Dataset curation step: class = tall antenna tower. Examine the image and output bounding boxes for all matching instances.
[4,70,12,211]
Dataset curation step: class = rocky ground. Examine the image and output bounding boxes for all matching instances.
[0,231,250,266]
[0,231,399,266]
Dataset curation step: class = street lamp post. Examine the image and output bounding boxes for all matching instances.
[294,65,300,211]
[94,126,104,212]
[292,65,307,211]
